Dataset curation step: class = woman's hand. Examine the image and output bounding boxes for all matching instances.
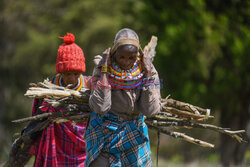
[143,47,152,79]
[100,48,111,86]
[99,48,111,67]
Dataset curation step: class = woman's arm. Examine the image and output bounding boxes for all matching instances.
[89,49,112,114]
[138,63,161,116]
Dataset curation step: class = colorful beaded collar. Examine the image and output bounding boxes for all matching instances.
[52,73,86,91]
[107,57,145,89]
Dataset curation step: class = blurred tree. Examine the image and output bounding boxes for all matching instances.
[137,0,250,166]
[204,1,250,166]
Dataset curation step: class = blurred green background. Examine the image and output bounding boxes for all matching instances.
[0,0,249,166]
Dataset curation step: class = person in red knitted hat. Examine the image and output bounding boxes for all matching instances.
[22,33,88,167]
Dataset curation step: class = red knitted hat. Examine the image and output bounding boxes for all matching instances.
[56,33,86,73]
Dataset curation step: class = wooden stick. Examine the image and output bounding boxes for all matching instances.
[147,123,214,148]
[12,111,90,123]
[162,106,213,120]
[143,36,158,61]
[148,120,246,143]
[162,98,209,115]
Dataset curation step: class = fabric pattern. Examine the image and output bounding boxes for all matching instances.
[30,74,88,167]
[85,112,152,167]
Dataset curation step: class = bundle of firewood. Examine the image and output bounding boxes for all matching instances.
[17,79,244,148]
[4,36,246,166]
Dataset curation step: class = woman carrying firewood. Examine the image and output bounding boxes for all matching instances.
[23,33,88,167]
[85,28,161,167]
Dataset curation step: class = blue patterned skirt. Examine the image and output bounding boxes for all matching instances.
[85,112,152,167]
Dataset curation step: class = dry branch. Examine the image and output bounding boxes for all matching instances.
[162,98,209,115]
[147,123,215,148]
[146,120,246,143]
[162,106,214,120]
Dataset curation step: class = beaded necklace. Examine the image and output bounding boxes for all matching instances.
[52,73,86,91]
[107,57,145,89]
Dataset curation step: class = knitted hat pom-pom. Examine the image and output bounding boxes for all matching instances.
[59,33,75,44]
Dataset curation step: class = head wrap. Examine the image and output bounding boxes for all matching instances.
[107,28,146,89]
[110,28,143,56]
[56,33,86,73]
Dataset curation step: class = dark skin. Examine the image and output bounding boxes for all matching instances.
[100,44,152,86]
[61,71,82,88]
[114,45,138,70]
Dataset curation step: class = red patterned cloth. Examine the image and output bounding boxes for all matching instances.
[30,75,87,167]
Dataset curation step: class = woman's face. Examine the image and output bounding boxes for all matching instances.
[115,45,138,70]
[61,71,82,88]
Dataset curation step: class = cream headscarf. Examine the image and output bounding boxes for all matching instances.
[110,28,143,56]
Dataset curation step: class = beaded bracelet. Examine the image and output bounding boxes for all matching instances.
[101,65,109,73]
